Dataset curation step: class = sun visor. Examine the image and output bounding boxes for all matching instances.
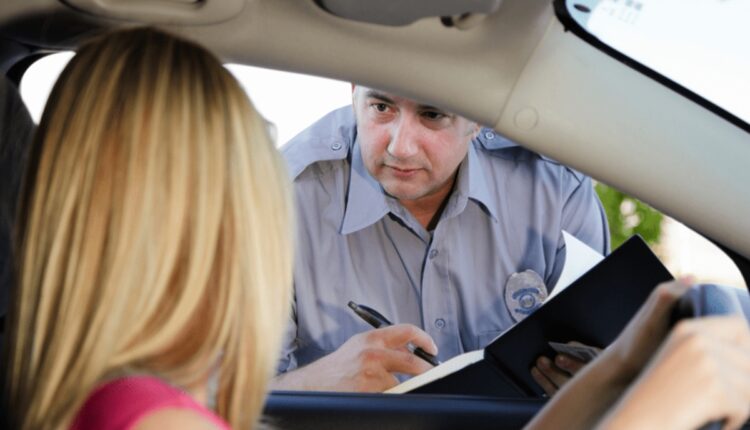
[60,0,244,24]
[315,0,503,26]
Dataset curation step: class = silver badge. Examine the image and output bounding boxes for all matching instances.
[505,270,548,322]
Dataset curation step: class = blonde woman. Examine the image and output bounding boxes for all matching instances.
[2,27,293,429]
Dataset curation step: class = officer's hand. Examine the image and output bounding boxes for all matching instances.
[531,343,598,396]
[271,324,437,392]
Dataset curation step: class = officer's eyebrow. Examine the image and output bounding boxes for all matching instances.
[364,90,395,105]
[364,90,452,116]
[417,104,449,113]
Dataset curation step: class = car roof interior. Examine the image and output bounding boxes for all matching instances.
[1,0,749,278]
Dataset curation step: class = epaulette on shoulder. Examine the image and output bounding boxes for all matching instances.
[281,106,355,179]
[475,128,587,183]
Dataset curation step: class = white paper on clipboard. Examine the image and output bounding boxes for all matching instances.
[547,231,605,302]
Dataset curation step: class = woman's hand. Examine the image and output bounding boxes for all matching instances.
[599,315,750,430]
[601,278,692,387]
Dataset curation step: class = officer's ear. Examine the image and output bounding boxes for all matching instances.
[351,84,359,107]
[467,122,481,139]
[351,84,359,120]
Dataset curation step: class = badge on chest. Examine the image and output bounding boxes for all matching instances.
[504,269,548,322]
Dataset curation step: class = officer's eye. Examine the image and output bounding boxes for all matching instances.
[372,103,389,113]
[422,111,446,121]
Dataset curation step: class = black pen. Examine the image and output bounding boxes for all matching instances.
[348,301,440,366]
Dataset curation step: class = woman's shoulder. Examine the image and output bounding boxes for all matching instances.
[71,375,229,430]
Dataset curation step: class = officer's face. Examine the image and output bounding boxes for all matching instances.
[353,87,477,204]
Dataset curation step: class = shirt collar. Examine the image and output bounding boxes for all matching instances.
[340,139,391,235]
[340,138,499,235]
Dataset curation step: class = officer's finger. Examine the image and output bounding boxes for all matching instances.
[356,362,401,392]
[554,354,586,374]
[536,356,571,388]
[531,366,557,396]
[375,348,434,376]
[377,324,438,355]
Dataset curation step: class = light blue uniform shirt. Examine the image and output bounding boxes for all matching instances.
[278,106,610,373]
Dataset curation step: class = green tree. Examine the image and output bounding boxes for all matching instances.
[595,183,663,250]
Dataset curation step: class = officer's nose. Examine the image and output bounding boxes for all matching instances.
[386,115,419,159]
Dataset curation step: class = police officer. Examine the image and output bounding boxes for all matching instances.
[271,86,610,393]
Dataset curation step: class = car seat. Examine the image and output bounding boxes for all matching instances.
[0,74,35,338]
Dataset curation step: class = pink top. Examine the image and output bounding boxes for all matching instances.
[70,376,231,430]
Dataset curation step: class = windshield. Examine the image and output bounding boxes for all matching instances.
[561,0,750,127]
[19,50,746,396]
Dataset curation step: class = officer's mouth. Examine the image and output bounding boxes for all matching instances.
[386,165,421,178]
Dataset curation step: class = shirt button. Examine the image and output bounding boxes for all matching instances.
[331,142,342,151]
[429,249,439,259]
[484,131,495,140]
[435,318,446,329]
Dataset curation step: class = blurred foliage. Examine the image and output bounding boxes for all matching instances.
[595,183,663,250]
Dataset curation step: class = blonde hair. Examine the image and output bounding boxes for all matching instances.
[3,27,293,429]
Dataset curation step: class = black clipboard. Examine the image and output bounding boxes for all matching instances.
[410,235,674,398]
